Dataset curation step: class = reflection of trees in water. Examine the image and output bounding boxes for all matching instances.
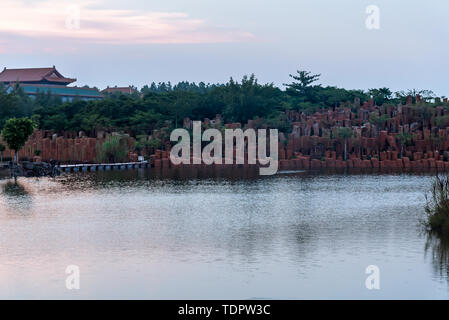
[58,166,263,191]
[425,232,449,281]
[1,181,32,212]
[3,181,29,196]
[289,223,317,257]
[149,166,261,181]
[225,223,317,264]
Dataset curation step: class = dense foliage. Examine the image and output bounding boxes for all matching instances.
[0,71,438,137]
[1,117,35,152]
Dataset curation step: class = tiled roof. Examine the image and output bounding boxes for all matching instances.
[102,86,137,94]
[0,67,76,84]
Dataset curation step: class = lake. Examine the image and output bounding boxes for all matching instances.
[0,169,448,299]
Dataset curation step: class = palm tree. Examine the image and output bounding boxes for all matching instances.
[337,127,354,161]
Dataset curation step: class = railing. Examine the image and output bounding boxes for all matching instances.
[58,161,150,172]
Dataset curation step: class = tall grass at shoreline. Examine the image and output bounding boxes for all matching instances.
[425,174,449,235]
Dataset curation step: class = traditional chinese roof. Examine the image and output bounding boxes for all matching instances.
[0,66,76,85]
[102,86,138,94]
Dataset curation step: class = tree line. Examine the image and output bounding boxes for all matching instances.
[0,70,439,137]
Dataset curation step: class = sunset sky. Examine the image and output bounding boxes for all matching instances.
[0,0,448,95]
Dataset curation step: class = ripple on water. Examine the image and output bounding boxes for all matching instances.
[0,171,447,299]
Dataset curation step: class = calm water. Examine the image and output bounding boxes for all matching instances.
[1,169,448,299]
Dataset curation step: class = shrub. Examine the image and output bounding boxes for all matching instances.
[425,175,449,235]
[148,137,162,150]
[96,135,129,163]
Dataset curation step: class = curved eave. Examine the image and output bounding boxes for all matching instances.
[43,77,77,84]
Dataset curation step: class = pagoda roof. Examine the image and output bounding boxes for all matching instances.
[0,66,76,85]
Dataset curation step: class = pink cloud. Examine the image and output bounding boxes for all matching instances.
[0,0,254,52]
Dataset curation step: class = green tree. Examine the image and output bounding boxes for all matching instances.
[1,117,35,166]
[263,112,291,132]
[134,135,152,156]
[284,69,321,102]
[396,132,413,157]
[395,89,436,104]
[337,127,354,161]
[221,75,283,123]
[370,113,390,133]
[368,87,393,106]
[148,137,162,151]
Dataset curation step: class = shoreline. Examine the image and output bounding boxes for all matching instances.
[1,164,444,181]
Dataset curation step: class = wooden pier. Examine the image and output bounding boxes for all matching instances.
[58,161,150,173]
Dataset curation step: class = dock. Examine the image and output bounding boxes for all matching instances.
[58,161,150,173]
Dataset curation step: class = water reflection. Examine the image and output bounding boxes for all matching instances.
[1,180,32,212]
[425,232,449,282]
[0,171,448,299]
[3,181,28,196]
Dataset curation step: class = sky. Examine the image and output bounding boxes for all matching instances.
[0,0,448,95]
